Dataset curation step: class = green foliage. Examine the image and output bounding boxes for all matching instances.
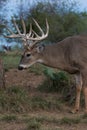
[1,52,21,71]
[0,86,29,113]
[27,1,87,43]
[30,95,62,111]
[1,0,87,46]
[1,114,17,122]
[1,0,87,47]
[0,85,63,113]
[81,113,87,119]
[27,119,41,130]
[39,68,71,93]
[63,12,87,35]
[38,67,77,105]
[29,64,44,75]
[60,117,80,125]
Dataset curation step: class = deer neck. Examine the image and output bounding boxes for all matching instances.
[40,43,67,70]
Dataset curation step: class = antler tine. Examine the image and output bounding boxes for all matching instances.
[28,23,32,37]
[46,18,49,36]
[33,18,44,35]
[33,19,49,38]
[21,18,26,34]
[3,34,21,38]
[32,30,40,37]
[2,24,21,38]
[31,33,34,38]
[12,17,21,35]
[27,18,49,41]
[3,25,15,34]
[26,18,49,49]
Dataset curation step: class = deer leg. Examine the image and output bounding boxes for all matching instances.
[80,69,87,114]
[83,87,87,113]
[71,73,82,114]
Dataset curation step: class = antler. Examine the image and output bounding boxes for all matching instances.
[27,18,49,47]
[3,18,49,48]
[3,18,32,40]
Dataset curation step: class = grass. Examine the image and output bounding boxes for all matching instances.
[0,114,81,123]
[1,114,18,122]
[0,86,64,113]
[22,114,82,125]
[27,119,41,130]
[0,52,87,130]
[59,117,81,125]
[1,51,45,73]
[29,64,45,75]
[43,129,62,130]
[81,113,87,119]
[1,52,21,71]
[0,113,86,130]
[0,86,28,113]
[38,70,71,93]
[80,114,87,123]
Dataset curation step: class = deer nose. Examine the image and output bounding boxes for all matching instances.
[18,65,24,70]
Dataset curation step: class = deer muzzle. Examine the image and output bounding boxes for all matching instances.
[18,65,24,70]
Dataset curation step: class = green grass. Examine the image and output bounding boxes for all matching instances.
[2,53,21,71]
[1,114,18,122]
[81,113,87,119]
[0,86,64,113]
[29,64,45,75]
[59,117,81,125]
[1,52,45,73]
[43,129,62,130]
[0,86,29,113]
[27,119,41,130]
[0,113,87,130]
[0,114,82,124]
[3,55,20,71]
[23,115,82,125]
[39,70,71,93]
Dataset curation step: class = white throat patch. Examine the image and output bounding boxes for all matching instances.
[19,61,36,68]
[37,59,44,63]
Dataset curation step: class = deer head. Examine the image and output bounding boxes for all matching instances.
[3,18,49,70]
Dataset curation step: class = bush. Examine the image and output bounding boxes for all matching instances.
[39,67,76,104]
[39,68,71,92]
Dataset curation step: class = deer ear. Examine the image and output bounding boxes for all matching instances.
[37,45,45,53]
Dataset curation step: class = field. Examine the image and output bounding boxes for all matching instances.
[0,52,87,130]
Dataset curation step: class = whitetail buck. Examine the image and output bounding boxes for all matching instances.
[3,18,87,114]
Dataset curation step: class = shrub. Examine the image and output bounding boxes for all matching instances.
[39,68,71,93]
[39,67,76,104]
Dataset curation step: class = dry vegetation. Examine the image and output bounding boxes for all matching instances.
[0,52,87,130]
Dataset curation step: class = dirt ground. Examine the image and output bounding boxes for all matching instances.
[5,69,45,88]
[0,69,87,130]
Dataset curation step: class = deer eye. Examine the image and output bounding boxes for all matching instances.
[26,53,31,57]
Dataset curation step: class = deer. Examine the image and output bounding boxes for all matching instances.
[3,18,87,114]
